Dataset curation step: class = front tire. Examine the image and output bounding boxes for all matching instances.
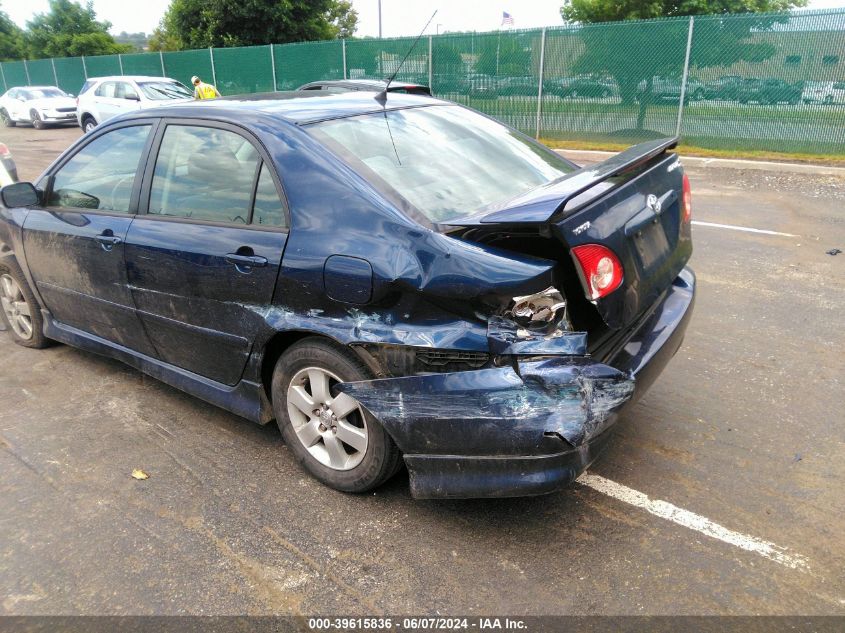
[0,263,47,349]
[30,110,45,130]
[82,115,97,133]
[272,338,401,493]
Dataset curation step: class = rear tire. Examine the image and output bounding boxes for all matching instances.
[271,337,401,493]
[0,109,14,127]
[82,115,97,133]
[0,262,48,349]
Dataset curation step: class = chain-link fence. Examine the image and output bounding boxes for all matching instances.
[1,9,844,155]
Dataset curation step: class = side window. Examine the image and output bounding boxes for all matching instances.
[252,163,287,228]
[47,125,151,213]
[148,125,260,224]
[96,82,116,98]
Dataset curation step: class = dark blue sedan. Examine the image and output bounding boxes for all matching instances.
[0,92,695,498]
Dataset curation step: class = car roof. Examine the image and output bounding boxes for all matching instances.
[86,76,180,82]
[121,90,444,126]
[298,79,427,91]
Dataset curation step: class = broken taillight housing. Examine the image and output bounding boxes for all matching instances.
[682,173,692,224]
[571,244,623,301]
[505,286,567,327]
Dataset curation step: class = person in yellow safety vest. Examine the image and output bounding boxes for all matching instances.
[191,75,221,100]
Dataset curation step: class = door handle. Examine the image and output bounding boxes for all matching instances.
[95,231,122,250]
[225,253,268,268]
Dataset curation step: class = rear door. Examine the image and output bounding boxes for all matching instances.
[92,81,120,121]
[125,121,289,385]
[21,121,159,356]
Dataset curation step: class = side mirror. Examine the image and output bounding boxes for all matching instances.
[125,94,140,101]
[1,182,39,208]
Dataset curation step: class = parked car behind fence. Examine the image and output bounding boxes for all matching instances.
[802,81,845,105]
[737,78,802,105]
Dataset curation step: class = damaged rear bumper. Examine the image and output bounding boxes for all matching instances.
[338,268,696,499]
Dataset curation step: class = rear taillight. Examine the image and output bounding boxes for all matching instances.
[571,244,624,301]
[682,173,692,224]
[0,143,9,157]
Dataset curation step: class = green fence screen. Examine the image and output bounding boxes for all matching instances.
[162,49,213,89]
[52,57,86,94]
[273,40,344,90]
[213,45,275,94]
[2,8,844,155]
[122,52,163,77]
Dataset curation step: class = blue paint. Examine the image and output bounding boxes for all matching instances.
[0,92,696,498]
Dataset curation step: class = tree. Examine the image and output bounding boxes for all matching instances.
[559,0,808,130]
[157,0,359,50]
[561,0,805,23]
[147,21,182,52]
[326,1,359,40]
[476,34,532,76]
[24,0,131,59]
[0,3,24,61]
[114,31,149,51]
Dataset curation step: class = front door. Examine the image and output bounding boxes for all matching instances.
[22,122,158,356]
[125,122,289,385]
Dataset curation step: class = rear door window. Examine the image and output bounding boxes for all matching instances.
[95,82,118,98]
[252,163,287,228]
[47,125,151,212]
[148,125,260,224]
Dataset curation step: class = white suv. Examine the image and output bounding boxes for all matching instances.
[76,76,193,132]
[802,81,845,105]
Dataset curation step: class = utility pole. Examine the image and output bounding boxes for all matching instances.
[378,0,382,38]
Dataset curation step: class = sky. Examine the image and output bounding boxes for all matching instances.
[3,0,845,36]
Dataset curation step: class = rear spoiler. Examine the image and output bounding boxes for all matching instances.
[446,136,679,226]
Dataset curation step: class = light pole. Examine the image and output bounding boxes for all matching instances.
[378,0,382,38]
[436,23,443,35]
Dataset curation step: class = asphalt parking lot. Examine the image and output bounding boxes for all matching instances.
[1,125,843,616]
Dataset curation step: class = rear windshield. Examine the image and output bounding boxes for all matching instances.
[307,105,573,223]
[138,81,192,100]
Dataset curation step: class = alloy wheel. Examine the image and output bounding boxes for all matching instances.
[0,274,33,340]
[286,366,368,471]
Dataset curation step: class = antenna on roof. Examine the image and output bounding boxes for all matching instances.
[375,9,437,107]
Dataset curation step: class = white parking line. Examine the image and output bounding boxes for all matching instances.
[578,473,810,572]
[692,220,799,238]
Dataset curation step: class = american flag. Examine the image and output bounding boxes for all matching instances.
[501,11,514,26]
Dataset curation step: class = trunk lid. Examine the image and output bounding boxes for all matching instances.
[447,138,692,331]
